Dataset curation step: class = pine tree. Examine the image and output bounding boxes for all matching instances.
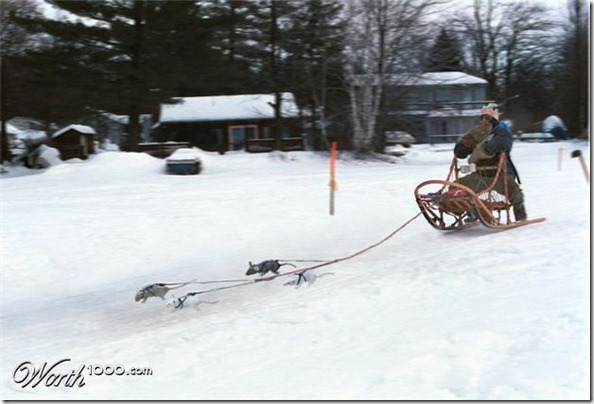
[283,0,346,149]
[11,0,234,150]
[426,27,463,72]
[556,0,588,136]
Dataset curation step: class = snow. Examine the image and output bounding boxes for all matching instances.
[159,93,300,123]
[52,124,97,138]
[166,148,201,161]
[386,72,487,87]
[35,144,62,168]
[6,123,22,134]
[542,115,567,132]
[519,132,557,142]
[1,141,590,400]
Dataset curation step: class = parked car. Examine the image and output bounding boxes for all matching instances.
[518,132,557,143]
[384,131,416,148]
[165,148,202,175]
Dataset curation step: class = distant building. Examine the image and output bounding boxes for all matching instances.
[540,115,568,140]
[84,112,152,148]
[52,124,96,159]
[153,93,304,152]
[354,72,491,143]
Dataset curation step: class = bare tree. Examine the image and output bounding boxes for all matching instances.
[344,0,439,154]
[452,0,555,101]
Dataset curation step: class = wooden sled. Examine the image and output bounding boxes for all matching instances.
[414,154,545,230]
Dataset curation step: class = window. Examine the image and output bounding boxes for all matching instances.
[228,125,258,151]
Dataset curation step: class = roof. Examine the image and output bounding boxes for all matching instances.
[404,72,487,86]
[53,124,96,138]
[6,123,22,134]
[353,71,487,87]
[159,93,300,124]
[100,112,152,125]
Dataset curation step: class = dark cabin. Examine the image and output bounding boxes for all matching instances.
[153,93,304,153]
[52,124,96,160]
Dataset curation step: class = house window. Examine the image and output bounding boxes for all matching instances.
[228,125,257,151]
[260,126,290,139]
[211,128,223,147]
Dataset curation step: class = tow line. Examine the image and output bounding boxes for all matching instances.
[137,212,422,310]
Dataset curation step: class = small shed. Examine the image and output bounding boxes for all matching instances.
[52,124,97,159]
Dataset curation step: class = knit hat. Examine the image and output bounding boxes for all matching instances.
[480,103,499,121]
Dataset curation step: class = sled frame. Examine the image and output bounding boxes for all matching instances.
[414,154,544,230]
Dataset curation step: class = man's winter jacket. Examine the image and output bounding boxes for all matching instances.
[454,121,518,180]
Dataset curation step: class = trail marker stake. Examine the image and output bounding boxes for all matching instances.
[558,147,564,171]
[571,149,590,184]
[329,141,337,215]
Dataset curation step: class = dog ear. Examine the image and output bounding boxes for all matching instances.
[249,261,253,267]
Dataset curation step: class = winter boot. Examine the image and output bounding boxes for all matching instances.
[464,209,478,224]
[513,204,527,222]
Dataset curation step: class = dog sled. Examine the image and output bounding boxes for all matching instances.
[414,153,545,231]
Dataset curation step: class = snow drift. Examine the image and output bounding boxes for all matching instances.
[1,141,590,400]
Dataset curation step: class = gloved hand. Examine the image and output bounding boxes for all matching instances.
[457,123,491,150]
[469,140,495,164]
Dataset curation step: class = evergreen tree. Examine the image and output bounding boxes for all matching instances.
[283,0,346,149]
[425,27,463,72]
[0,0,43,162]
[11,0,233,150]
[555,0,588,136]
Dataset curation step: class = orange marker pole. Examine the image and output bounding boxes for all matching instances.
[329,141,337,215]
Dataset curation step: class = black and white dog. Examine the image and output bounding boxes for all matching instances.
[134,281,195,303]
[245,260,296,276]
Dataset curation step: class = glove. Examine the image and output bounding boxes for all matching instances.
[469,140,495,164]
[457,123,491,150]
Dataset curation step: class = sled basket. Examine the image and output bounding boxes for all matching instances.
[414,154,544,230]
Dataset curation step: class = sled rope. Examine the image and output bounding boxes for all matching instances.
[168,211,423,304]
[255,211,423,283]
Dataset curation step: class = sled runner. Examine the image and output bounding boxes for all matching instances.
[414,153,545,230]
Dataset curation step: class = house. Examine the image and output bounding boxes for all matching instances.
[83,111,153,149]
[52,124,96,160]
[378,72,490,143]
[153,93,304,153]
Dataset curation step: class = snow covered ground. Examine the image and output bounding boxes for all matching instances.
[1,140,590,400]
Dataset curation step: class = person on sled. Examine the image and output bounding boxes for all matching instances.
[453,103,527,221]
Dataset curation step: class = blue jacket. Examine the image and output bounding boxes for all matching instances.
[454,121,520,181]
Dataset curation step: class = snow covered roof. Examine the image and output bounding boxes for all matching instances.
[407,72,487,86]
[353,72,487,87]
[100,112,152,125]
[52,124,97,138]
[159,93,300,124]
[428,108,482,118]
[6,123,22,134]
[541,115,567,132]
